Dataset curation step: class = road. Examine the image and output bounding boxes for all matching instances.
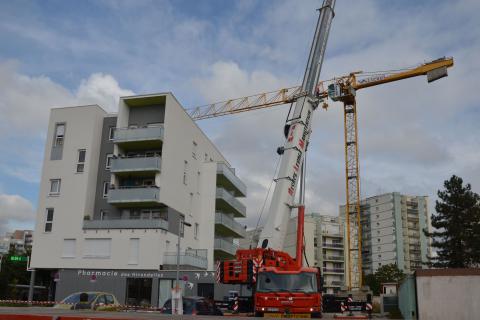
[0,307,389,319]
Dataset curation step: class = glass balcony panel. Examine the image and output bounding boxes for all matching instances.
[113,125,164,143]
[83,218,167,230]
[215,212,246,238]
[216,188,246,218]
[216,163,247,197]
[108,187,160,206]
[110,156,161,174]
[214,238,238,257]
[163,252,208,270]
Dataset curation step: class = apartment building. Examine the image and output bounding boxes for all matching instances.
[284,213,345,294]
[30,92,247,306]
[340,192,430,281]
[0,230,33,255]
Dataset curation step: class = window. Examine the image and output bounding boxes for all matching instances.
[77,149,86,173]
[100,210,108,220]
[54,123,65,146]
[194,223,199,239]
[196,171,201,194]
[180,216,185,237]
[106,154,113,169]
[84,238,111,258]
[103,182,109,198]
[45,208,54,232]
[183,161,188,185]
[62,239,76,258]
[204,153,208,161]
[49,179,61,195]
[192,141,197,159]
[108,127,115,140]
[128,238,139,265]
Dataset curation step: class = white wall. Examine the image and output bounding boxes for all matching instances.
[416,274,480,320]
[31,105,106,268]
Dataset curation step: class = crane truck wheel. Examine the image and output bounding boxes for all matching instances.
[254,311,264,317]
[311,312,322,318]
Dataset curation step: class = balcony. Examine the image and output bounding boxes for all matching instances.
[216,163,247,197]
[110,156,161,176]
[83,218,168,230]
[214,238,238,259]
[108,186,160,206]
[324,281,344,287]
[322,243,344,250]
[322,232,343,238]
[323,255,344,261]
[216,188,246,218]
[215,212,246,238]
[323,268,345,274]
[113,125,164,150]
[163,250,208,270]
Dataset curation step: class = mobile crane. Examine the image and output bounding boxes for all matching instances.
[216,1,336,318]
[195,57,453,297]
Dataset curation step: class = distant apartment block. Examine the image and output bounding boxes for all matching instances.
[341,192,431,279]
[30,92,247,306]
[284,213,345,294]
[0,230,33,255]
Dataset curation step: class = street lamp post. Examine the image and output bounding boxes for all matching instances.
[174,218,191,315]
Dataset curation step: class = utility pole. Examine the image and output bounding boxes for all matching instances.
[174,218,191,315]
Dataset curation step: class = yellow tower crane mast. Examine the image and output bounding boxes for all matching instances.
[188,56,454,290]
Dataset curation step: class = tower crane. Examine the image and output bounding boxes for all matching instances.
[190,56,454,292]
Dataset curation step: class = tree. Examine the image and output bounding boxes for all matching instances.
[363,264,405,295]
[424,175,480,268]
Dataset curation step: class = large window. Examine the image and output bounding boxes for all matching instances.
[77,149,86,173]
[49,179,61,195]
[103,182,109,198]
[45,208,54,232]
[106,154,113,169]
[183,161,188,185]
[54,123,65,146]
[256,272,318,293]
[84,238,111,258]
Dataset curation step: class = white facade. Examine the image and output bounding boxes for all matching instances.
[31,93,247,304]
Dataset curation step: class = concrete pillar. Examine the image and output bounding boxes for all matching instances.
[28,269,36,303]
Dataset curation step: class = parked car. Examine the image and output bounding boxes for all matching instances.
[161,296,223,315]
[54,291,120,310]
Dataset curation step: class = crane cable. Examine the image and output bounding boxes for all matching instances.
[250,154,282,249]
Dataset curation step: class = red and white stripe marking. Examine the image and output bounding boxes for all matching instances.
[366,303,372,311]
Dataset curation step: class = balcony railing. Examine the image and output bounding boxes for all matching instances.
[323,255,344,261]
[216,188,246,217]
[108,186,160,206]
[214,238,238,257]
[215,212,246,238]
[113,125,164,143]
[323,268,345,274]
[163,252,208,270]
[322,243,344,249]
[83,218,168,230]
[110,156,161,174]
[217,163,247,197]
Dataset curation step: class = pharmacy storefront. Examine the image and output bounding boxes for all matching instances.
[54,269,241,307]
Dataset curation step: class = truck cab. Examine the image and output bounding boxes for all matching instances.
[254,267,322,318]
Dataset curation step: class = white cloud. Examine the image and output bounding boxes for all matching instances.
[0,194,35,235]
[192,0,480,228]
[0,61,133,183]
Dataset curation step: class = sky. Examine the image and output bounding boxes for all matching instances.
[0,0,479,234]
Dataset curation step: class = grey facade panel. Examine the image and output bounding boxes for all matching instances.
[128,104,165,127]
[93,116,120,219]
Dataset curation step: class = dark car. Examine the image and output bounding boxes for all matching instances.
[161,296,223,315]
